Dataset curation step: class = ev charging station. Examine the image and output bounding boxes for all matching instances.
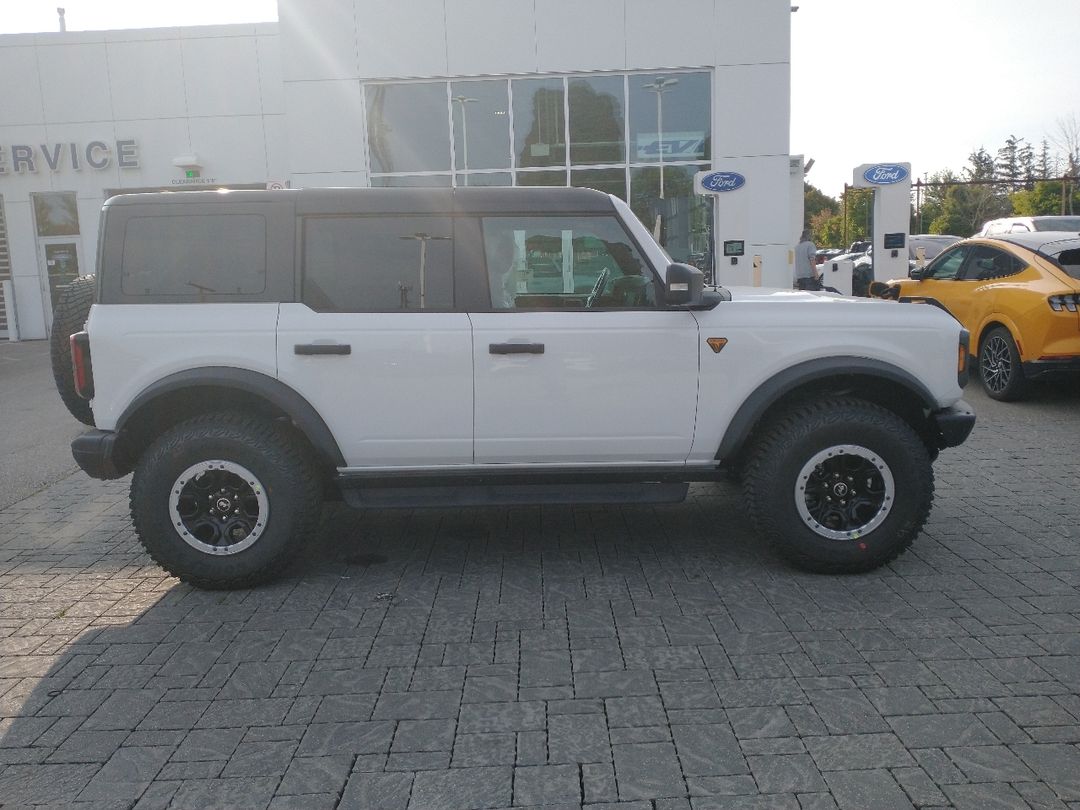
[853,163,912,283]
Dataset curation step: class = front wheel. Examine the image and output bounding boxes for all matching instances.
[742,398,933,574]
[130,412,322,589]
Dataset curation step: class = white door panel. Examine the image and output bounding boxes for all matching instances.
[277,304,473,467]
[471,311,699,464]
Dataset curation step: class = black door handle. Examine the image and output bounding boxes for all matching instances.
[489,342,544,355]
[295,343,351,356]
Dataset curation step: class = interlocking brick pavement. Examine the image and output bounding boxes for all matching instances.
[0,381,1079,808]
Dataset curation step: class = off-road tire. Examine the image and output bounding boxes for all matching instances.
[742,397,934,574]
[979,326,1027,402]
[49,274,96,426]
[130,412,322,589]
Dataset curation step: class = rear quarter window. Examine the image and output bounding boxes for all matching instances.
[121,214,267,296]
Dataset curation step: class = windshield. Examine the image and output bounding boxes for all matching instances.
[1033,217,1080,232]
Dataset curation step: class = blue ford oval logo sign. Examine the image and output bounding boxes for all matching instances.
[700,171,746,193]
[863,164,909,185]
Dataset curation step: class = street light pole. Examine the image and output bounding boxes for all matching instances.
[451,95,478,186]
[400,232,452,309]
[642,77,679,199]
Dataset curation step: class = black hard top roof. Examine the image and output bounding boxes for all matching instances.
[103,186,618,215]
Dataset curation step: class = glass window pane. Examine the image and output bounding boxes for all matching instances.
[482,216,657,309]
[571,168,626,200]
[569,76,625,165]
[513,78,565,169]
[122,215,266,296]
[32,192,80,237]
[303,216,454,312]
[927,246,968,280]
[458,172,512,187]
[366,82,451,173]
[451,80,510,178]
[630,164,713,273]
[516,170,567,187]
[630,72,711,164]
[370,174,452,187]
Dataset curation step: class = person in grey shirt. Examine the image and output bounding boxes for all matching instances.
[794,229,821,290]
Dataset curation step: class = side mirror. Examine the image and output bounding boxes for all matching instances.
[908,267,926,280]
[664,262,704,307]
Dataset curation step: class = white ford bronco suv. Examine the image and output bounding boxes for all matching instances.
[57,188,975,589]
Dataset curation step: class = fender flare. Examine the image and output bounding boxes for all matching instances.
[116,367,346,467]
[715,357,937,462]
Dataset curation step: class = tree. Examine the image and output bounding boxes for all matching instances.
[804,182,838,221]
[1011,181,1080,216]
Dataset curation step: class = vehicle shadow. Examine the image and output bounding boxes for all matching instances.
[0,483,772,805]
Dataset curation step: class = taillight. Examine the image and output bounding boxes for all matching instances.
[70,332,94,399]
[1049,293,1080,312]
[957,329,970,387]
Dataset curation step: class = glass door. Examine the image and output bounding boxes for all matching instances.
[31,191,83,334]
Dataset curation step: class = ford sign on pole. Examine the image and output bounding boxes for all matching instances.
[696,170,746,194]
[862,164,909,185]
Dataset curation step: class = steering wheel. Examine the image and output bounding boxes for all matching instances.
[585,268,610,309]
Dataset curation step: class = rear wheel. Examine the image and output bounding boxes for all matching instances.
[743,398,933,574]
[130,412,322,589]
[49,274,96,426]
[979,326,1027,401]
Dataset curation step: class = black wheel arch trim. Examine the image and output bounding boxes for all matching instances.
[716,357,939,463]
[116,367,346,468]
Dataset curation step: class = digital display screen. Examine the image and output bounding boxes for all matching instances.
[883,232,906,250]
[723,240,745,257]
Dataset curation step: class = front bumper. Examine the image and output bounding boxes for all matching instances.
[929,400,976,448]
[1022,357,1080,379]
[71,430,126,480]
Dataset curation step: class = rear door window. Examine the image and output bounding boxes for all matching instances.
[302,216,454,311]
[121,214,266,296]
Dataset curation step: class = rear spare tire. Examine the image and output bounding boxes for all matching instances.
[49,274,96,426]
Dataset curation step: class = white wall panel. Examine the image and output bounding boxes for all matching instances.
[354,0,448,79]
[445,0,536,76]
[535,0,626,73]
[290,170,369,188]
[0,47,45,127]
[263,115,291,180]
[711,63,789,157]
[278,0,357,80]
[36,43,112,124]
[284,82,365,174]
[183,37,262,117]
[188,116,269,180]
[107,39,187,121]
[625,0,714,69]
[257,36,285,114]
[715,0,789,65]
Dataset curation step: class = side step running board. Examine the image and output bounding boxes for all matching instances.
[340,482,690,509]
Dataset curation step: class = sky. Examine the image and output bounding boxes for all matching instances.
[3,0,1079,200]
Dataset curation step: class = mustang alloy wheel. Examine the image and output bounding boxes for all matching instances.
[979,326,1027,401]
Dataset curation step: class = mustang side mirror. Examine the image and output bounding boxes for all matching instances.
[664,263,704,307]
[908,267,926,280]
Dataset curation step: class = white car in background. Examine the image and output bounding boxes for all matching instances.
[977,216,1080,236]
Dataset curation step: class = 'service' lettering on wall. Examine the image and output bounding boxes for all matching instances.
[0,140,139,175]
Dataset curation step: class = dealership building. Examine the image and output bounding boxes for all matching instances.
[0,0,799,340]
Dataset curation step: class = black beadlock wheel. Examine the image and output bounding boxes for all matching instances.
[49,274,96,426]
[742,398,934,574]
[130,412,322,589]
[979,326,1027,402]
